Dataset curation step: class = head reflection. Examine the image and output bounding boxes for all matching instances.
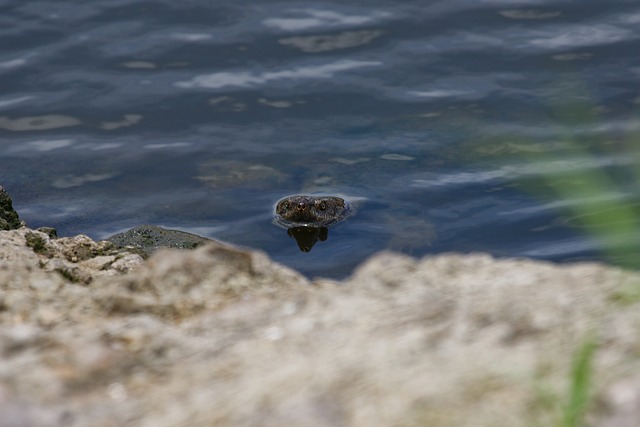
[287,226,329,252]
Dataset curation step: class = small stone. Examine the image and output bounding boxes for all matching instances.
[44,258,93,284]
[36,227,58,238]
[110,253,144,272]
[81,255,117,271]
[36,308,62,326]
[106,383,128,401]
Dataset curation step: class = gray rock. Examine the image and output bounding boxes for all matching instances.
[106,224,213,258]
[36,226,58,238]
[1,227,639,427]
[0,185,24,230]
[1,228,144,288]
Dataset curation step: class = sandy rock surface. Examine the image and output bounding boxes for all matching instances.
[1,227,639,427]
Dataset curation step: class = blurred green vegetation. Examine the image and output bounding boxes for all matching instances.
[562,335,598,427]
[530,335,598,427]
[442,81,640,268]
[532,94,640,268]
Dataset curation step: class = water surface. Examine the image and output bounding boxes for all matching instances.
[1,0,639,277]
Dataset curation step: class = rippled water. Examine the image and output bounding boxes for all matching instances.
[1,0,639,277]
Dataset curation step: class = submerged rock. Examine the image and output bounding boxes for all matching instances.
[196,160,288,190]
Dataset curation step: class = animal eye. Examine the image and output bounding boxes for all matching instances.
[280,201,290,210]
[318,202,326,211]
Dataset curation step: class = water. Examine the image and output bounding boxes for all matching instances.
[1,0,639,278]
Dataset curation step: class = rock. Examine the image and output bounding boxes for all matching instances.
[1,228,144,288]
[111,253,147,273]
[196,159,288,190]
[1,223,640,426]
[91,240,309,320]
[0,185,24,230]
[56,234,115,262]
[36,226,58,238]
[106,224,214,258]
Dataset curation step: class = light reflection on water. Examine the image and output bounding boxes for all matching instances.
[1,0,639,277]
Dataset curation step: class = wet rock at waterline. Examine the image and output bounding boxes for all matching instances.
[0,185,24,230]
[106,224,214,258]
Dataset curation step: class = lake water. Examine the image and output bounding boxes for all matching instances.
[1,0,639,278]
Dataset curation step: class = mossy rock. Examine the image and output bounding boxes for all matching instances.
[0,185,24,230]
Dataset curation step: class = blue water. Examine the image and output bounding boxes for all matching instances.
[1,0,639,278]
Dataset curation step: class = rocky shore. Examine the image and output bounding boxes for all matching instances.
[1,185,639,426]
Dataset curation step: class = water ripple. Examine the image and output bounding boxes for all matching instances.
[175,59,382,90]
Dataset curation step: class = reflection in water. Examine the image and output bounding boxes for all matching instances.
[286,226,329,252]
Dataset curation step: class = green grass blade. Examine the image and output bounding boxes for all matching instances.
[562,336,598,427]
